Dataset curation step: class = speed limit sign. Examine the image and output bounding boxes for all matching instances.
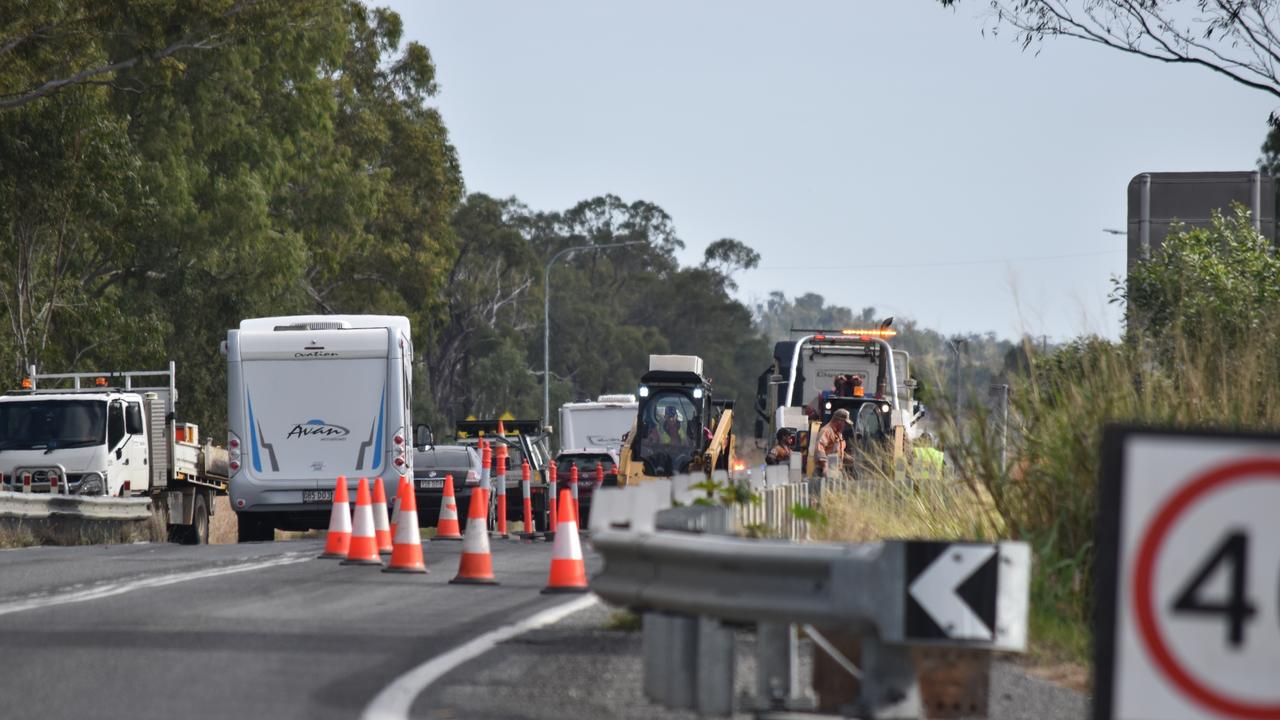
[1095,426,1280,719]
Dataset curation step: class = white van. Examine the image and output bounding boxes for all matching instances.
[224,315,413,541]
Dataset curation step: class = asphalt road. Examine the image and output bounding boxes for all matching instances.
[0,538,1086,719]
[0,537,596,720]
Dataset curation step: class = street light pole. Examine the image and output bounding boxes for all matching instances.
[543,241,643,433]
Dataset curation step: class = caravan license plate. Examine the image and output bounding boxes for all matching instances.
[302,490,333,503]
[418,479,444,489]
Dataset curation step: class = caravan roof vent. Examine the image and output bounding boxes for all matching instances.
[273,322,350,332]
[596,394,638,404]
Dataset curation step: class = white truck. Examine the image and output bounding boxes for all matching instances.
[223,315,416,542]
[0,363,229,544]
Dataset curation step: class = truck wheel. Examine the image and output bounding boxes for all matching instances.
[182,494,209,545]
[237,515,275,543]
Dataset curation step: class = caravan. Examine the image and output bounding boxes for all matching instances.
[224,315,414,541]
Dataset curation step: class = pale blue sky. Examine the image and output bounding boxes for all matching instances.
[384,1,1274,341]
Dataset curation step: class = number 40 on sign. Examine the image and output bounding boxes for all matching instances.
[1095,427,1280,720]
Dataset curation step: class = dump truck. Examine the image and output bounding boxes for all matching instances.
[0,363,229,544]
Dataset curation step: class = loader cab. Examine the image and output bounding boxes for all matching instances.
[631,371,712,477]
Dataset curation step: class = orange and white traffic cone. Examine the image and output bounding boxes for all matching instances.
[450,479,498,585]
[542,488,588,594]
[383,480,427,574]
[341,477,382,566]
[318,476,352,559]
[389,474,408,540]
[435,474,464,541]
[373,477,393,555]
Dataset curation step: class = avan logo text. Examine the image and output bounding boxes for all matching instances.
[287,419,350,440]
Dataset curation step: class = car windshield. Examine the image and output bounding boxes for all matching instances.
[636,391,701,475]
[556,455,614,478]
[0,400,107,451]
[414,446,478,470]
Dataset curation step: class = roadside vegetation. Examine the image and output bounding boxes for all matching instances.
[0,515,164,548]
[819,207,1280,668]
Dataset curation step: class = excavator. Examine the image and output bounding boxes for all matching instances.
[616,355,736,486]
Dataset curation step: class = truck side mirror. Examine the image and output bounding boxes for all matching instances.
[414,423,433,448]
[125,404,144,435]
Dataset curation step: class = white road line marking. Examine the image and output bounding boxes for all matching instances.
[0,553,310,617]
[362,594,600,720]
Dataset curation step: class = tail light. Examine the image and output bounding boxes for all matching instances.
[393,426,409,470]
[228,431,242,475]
[465,469,480,484]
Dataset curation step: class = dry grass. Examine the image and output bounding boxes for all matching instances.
[0,515,158,548]
[813,462,1003,545]
[209,495,238,544]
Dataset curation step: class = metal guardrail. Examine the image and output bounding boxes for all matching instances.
[588,481,1032,719]
[0,492,153,521]
[592,530,1028,649]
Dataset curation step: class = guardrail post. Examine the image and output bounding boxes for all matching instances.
[642,612,666,703]
[756,622,799,710]
[696,616,735,716]
[855,636,922,720]
[643,612,697,709]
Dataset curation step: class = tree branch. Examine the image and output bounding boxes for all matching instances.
[0,0,272,109]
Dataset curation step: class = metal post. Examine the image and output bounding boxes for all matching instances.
[1000,384,1008,470]
[1139,172,1152,259]
[542,241,644,433]
[990,383,1009,471]
[757,622,800,710]
[665,614,699,709]
[947,338,966,415]
[855,636,922,720]
[642,612,668,703]
[1253,170,1264,234]
[697,616,736,716]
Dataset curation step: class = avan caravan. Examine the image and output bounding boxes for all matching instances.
[223,315,415,541]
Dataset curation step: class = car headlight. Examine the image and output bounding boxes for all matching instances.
[75,472,105,496]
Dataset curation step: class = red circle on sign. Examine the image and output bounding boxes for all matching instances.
[1132,458,1280,719]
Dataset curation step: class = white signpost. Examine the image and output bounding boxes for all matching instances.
[1095,426,1280,720]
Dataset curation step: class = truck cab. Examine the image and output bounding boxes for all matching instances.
[0,385,150,497]
[754,326,921,478]
[0,364,228,543]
